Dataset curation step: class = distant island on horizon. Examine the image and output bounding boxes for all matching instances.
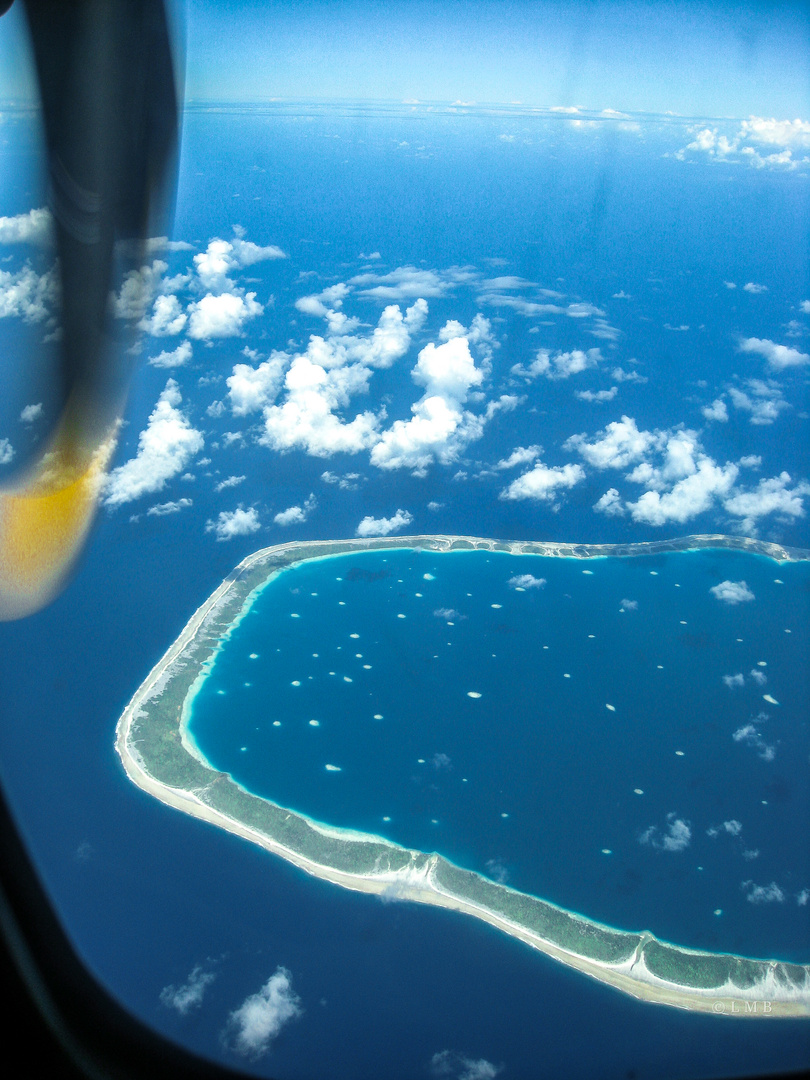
[116,534,810,1017]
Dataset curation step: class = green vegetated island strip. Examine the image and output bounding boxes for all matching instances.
[116,534,810,1017]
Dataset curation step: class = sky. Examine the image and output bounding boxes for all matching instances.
[181,0,810,117]
[1,1,809,117]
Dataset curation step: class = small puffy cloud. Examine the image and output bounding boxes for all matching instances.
[565,416,655,470]
[640,813,691,852]
[576,386,617,402]
[512,347,602,381]
[439,319,467,341]
[430,1050,502,1080]
[626,459,738,525]
[215,475,246,493]
[739,337,809,370]
[370,336,488,474]
[230,234,286,266]
[194,239,238,292]
[349,264,478,301]
[723,472,810,534]
[733,718,775,761]
[20,402,43,423]
[413,336,484,401]
[723,673,745,689]
[206,506,261,541]
[0,207,53,246]
[710,580,755,604]
[0,264,59,323]
[105,381,204,507]
[141,236,194,253]
[434,608,460,622]
[321,470,362,490]
[742,880,785,905]
[678,117,810,168]
[727,380,788,425]
[355,509,413,537]
[620,598,638,611]
[295,295,328,318]
[160,964,217,1015]
[743,282,767,294]
[188,292,263,339]
[611,366,647,384]
[223,967,302,1060]
[739,117,810,149]
[274,506,305,526]
[112,260,167,320]
[593,488,625,516]
[193,234,285,293]
[149,340,192,368]
[800,300,810,314]
[495,445,542,470]
[274,494,316,526]
[0,438,14,465]
[227,352,288,415]
[147,498,192,516]
[361,301,424,368]
[702,397,728,422]
[261,356,378,457]
[500,461,585,502]
[295,282,350,318]
[508,574,546,589]
[140,293,187,336]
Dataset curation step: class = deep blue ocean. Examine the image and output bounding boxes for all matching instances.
[0,104,809,1078]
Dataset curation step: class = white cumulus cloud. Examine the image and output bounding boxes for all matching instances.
[105,381,204,507]
[160,964,217,1015]
[20,402,43,423]
[355,509,413,537]
[430,1050,502,1080]
[206,506,261,541]
[149,340,192,368]
[742,880,785,905]
[739,337,810,369]
[500,461,585,502]
[274,494,316,526]
[0,207,53,246]
[223,967,302,1059]
[147,498,192,516]
[565,416,655,470]
[188,292,263,339]
[0,264,58,323]
[710,580,755,604]
[640,813,692,852]
[140,293,187,336]
[370,335,488,474]
[626,459,738,525]
[723,472,810,534]
[508,574,546,589]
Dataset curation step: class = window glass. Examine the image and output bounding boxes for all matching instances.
[0,2,808,1077]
